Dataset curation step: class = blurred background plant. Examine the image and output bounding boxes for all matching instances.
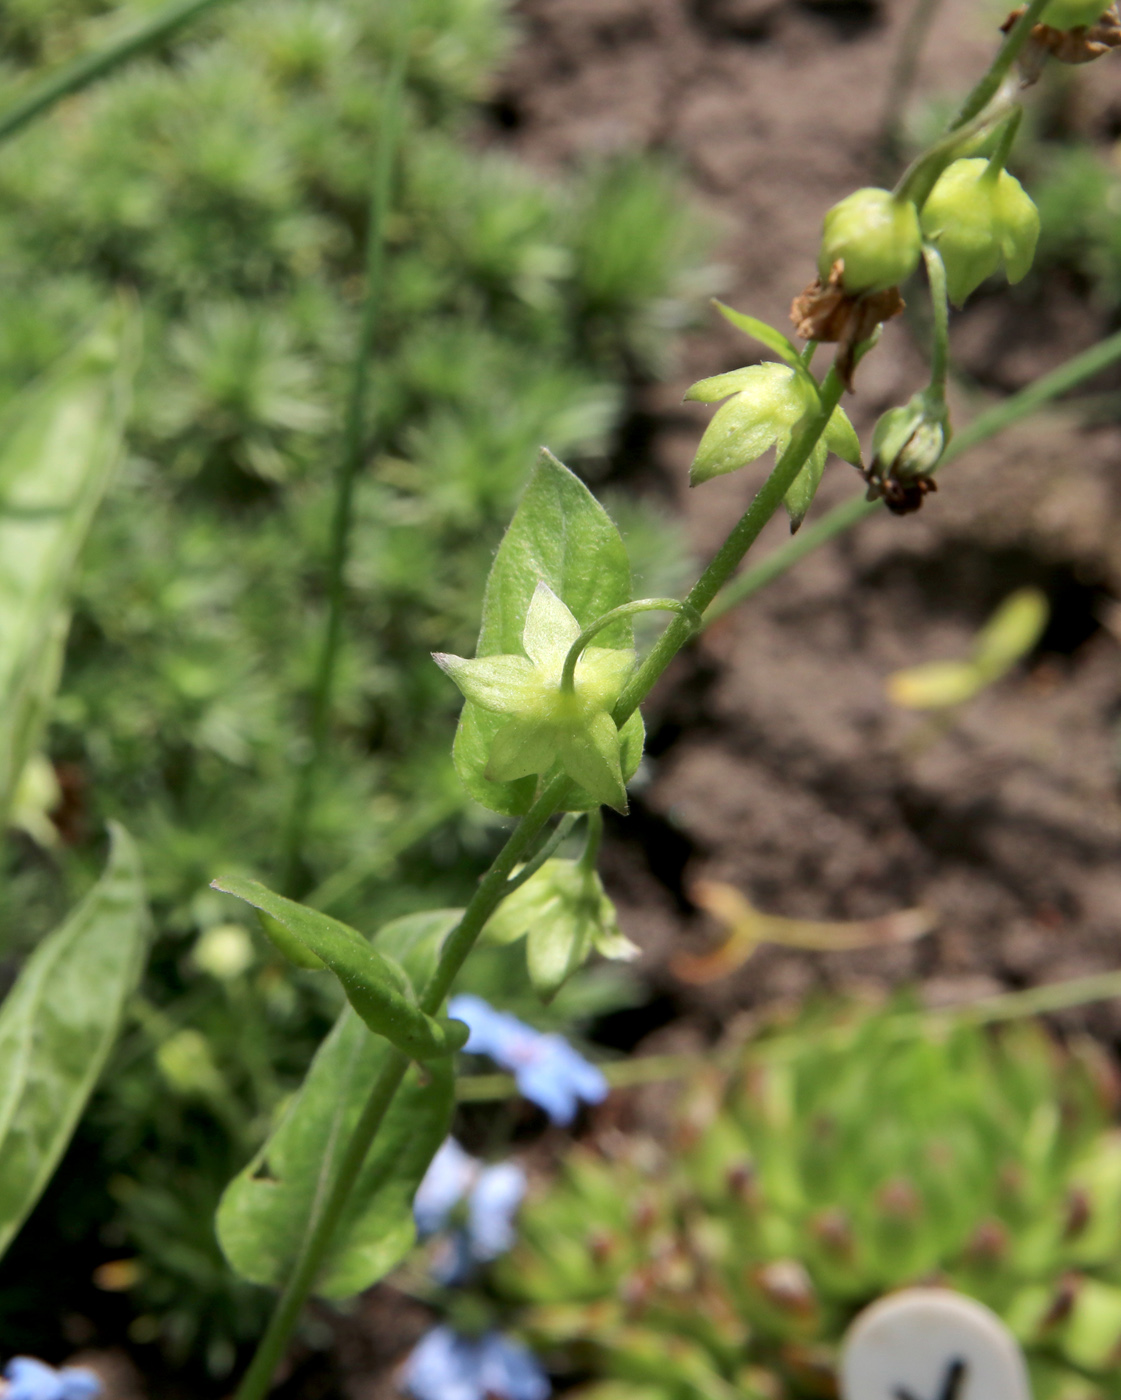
[473,1002,1121,1400]
[0,0,710,1376]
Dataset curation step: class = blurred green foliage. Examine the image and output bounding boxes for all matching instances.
[0,0,708,1372]
[492,1004,1121,1400]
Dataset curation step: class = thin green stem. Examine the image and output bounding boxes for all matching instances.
[233,1049,410,1400]
[984,105,1024,181]
[559,598,698,693]
[613,367,846,725]
[500,813,580,897]
[578,808,603,875]
[894,85,1017,210]
[705,326,1121,622]
[0,0,233,147]
[279,20,409,896]
[951,0,1050,129]
[876,0,947,174]
[922,242,950,396]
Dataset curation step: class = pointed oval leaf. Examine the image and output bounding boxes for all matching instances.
[453,449,639,815]
[0,821,148,1261]
[210,876,467,1060]
[713,300,802,367]
[0,310,135,828]
[684,368,760,403]
[217,1009,454,1298]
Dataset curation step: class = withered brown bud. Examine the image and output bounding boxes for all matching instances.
[790,260,904,390]
[1001,3,1121,77]
[811,1206,854,1258]
[965,1217,1009,1264]
[1063,1185,1092,1239]
[876,1177,922,1220]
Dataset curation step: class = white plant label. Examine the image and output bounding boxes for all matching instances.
[840,1288,1032,1400]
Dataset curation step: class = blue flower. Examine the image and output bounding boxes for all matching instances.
[446,994,608,1126]
[400,1326,549,1400]
[413,1138,526,1283]
[4,1359,101,1400]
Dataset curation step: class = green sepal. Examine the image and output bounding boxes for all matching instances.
[485,856,638,1000]
[210,876,468,1060]
[711,302,803,367]
[920,159,1039,306]
[451,450,642,815]
[783,440,829,534]
[1040,0,1107,26]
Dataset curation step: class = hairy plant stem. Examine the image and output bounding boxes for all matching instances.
[279,19,409,896]
[560,597,698,693]
[705,326,1121,621]
[0,0,234,146]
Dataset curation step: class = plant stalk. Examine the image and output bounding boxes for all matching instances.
[0,0,234,147]
[279,19,409,896]
[951,0,1051,128]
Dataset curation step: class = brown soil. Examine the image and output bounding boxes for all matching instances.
[492,0,1121,1038]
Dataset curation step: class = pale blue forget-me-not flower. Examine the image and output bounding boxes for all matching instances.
[413,1137,526,1283]
[3,1358,101,1400]
[400,1325,549,1400]
[446,994,607,1125]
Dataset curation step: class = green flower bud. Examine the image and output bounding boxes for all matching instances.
[484,856,637,999]
[871,389,949,482]
[1041,0,1107,27]
[435,582,635,813]
[919,158,1040,306]
[817,188,922,293]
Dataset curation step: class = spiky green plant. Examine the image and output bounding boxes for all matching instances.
[489,1005,1121,1400]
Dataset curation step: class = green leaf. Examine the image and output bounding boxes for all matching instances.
[217,907,461,1298]
[713,301,802,367]
[210,876,468,1060]
[453,449,643,815]
[0,309,136,828]
[0,822,148,1262]
[217,1012,454,1298]
[485,858,637,1000]
[684,368,759,404]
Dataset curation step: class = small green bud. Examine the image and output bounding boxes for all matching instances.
[920,158,1040,306]
[435,582,636,813]
[1041,0,1108,26]
[871,389,949,482]
[817,188,922,293]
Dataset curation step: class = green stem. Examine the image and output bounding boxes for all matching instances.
[922,242,950,396]
[279,20,409,896]
[705,326,1121,622]
[500,813,580,896]
[951,0,1051,129]
[613,367,846,726]
[894,86,1018,210]
[0,0,233,147]
[560,598,698,693]
[578,808,603,875]
[984,105,1024,181]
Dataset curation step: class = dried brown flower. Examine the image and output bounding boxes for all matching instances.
[1001,3,1121,77]
[789,259,904,389]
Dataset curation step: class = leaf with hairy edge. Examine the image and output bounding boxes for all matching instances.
[0,822,148,1261]
[210,877,468,1060]
[713,301,803,367]
[217,910,462,1298]
[0,309,136,828]
[453,449,643,815]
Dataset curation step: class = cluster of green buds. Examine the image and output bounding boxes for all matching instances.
[482,1005,1121,1400]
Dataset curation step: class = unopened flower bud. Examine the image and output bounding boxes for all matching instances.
[1041,0,1108,25]
[818,188,922,293]
[920,158,1040,306]
[871,390,949,482]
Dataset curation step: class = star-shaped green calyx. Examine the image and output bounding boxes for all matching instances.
[434,581,636,813]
